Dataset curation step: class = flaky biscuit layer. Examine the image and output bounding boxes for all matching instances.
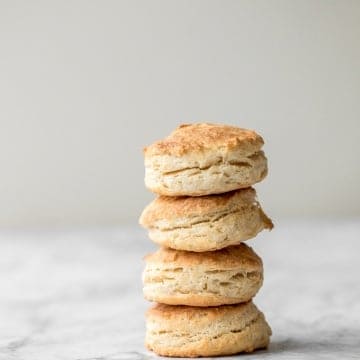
[144,123,267,196]
[140,188,273,251]
[143,244,263,306]
[146,302,272,357]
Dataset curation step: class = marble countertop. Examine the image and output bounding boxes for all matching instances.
[0,220,359,360]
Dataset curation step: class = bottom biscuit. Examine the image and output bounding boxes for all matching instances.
[145,301,271,357]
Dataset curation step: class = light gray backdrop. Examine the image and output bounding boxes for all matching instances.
[1,0,359,226]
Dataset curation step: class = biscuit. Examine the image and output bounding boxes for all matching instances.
[139,187,273,251]
[145,301,271,357]
[143,244,263,306]
[144,123,267,196]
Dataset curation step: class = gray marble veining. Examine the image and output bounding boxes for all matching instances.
[0,221,359,360]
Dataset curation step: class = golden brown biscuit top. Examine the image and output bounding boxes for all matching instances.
[140,188,256,225]
[144,243,262,270]
[146,301,256,320]
[143,123,264,157]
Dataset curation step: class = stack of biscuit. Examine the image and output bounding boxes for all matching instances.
[140,123,273,357]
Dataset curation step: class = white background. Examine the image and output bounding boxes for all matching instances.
[1,0,359,227]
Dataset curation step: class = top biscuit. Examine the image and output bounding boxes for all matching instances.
[144,123,268,196]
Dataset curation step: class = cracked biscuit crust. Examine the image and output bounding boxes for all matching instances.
[143,244,263,306]
[144,123,264,157]
[139,188,273,252]
[145,301,272,357]
[143,123,268,196]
